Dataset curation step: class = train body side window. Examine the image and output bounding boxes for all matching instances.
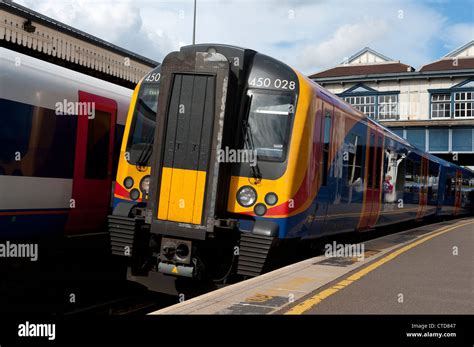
[85,110,111,180]
[0,98,76,178]
[321,110,331,186]
[347,133,362,184]
[367,132,376,187]
[404,159,414,194]
[413,161,421,189]
[375,136,383,188]
[445,174,456,199]
[429,163,439,201]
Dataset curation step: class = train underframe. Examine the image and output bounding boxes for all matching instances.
[109,203,286,295]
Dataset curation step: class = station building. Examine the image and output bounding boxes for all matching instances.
[1,0,158,88]
[310,41,474,170]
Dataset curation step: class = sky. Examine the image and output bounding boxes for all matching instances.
[15,0,474,74]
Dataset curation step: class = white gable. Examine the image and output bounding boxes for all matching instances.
[351,86,373,92]
[459,80,474,88]
[452,44,474,58]
[349,51,388,64]
[445,41,474,58]
[344,47,393,65]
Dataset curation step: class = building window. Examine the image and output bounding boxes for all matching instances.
[406,128,426,150]
[429,128,449,152]
[452,128,473,152]
[431,94,451,118]
[390,128,404,138]
[378,94,398,120]
[344,96,375,118]
[454,92,474,118]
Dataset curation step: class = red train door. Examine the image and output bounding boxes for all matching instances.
[358,128,384,230]
[66,91,117,235]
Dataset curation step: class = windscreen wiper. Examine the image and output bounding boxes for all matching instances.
[242,118,262,183]
[135,100,156,169]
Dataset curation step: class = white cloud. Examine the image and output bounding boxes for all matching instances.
[442,22,474,50]
[299,20,389,70]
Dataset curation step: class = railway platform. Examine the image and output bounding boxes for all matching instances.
[150,217,474,315]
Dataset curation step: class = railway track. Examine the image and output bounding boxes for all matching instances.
[65,293,174,316]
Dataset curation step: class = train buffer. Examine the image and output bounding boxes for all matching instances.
[150,218,474,315]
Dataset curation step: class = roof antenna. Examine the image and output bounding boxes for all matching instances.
[192,0,197,45]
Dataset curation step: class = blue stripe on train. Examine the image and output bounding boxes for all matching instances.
[0,211,68,239]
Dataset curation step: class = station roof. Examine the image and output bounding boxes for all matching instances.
[1,0,159,88]
[310,62,414,79]
[309,47,415,79]
[310,42,474,80]
[420,41,474,72]
[1,0,158,66]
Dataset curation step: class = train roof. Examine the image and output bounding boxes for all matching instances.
[1,47,132,124]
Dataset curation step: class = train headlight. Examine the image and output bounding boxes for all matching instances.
[140,175,150,194]
[130,188,140,201]
[123,176,134,189]
[265,192,278,206]
[254,203,267,216]
[236,186,257,207]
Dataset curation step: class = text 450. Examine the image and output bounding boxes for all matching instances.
[249,77,295,90]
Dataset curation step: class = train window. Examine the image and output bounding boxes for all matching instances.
[0,99,33,163]
[394,153,406,192]
[321,110,331,185]
[346,134,362,184]
[404,159,414,194]
[85,110,111,180]
[375,136,383,188]
[413,161,421,186]
[247,90,295,162]
[0,98,76,178]
[126,84,159,165]
[462,178,470,201]
[445,175,453,198]
[429,163,440,201]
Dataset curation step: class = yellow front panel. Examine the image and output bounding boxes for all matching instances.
[158,167,207,224]
[192,171,207,224]
[167,168,186,222]
[157,167,173,220]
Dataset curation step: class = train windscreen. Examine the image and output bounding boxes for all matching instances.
[247,90,294,162]
[126,84,159,166]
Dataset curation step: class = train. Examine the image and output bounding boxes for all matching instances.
[0,47,132,239]
[108,44,474,294]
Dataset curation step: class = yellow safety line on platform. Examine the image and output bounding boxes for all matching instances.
[285,219,474,315]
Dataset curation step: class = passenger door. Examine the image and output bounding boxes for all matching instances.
[358,128,384,230]
[66,91,117,234]
[312,105,332,234]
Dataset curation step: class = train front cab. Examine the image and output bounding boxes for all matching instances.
[118,45,311,293]
[108,66,161,255]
